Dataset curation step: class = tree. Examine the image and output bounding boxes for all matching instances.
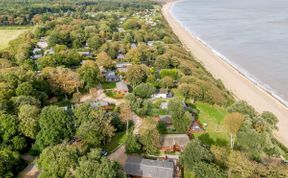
[225,150,255,178]
[0,148,21,178]
[42,67,83,96]
[227,101,257,117]
[126,64,149,87]
[16,82,34,96]
[180,139,213,170]
[18,104,40,139]
[168,99,191,132]
[125,131,141,153]
[160,76,174,89]
[192,162,225,178]
[224,112,245,149]
[37,144,78,178]
[0,113,19,141]
[119,103,132,135]
[96,51,114,69]
[34,106,74,152]
[76,110,115,146]
[260,111,278,130]
[133,83,155,99]
[74,103,93,126]
[88,36,103,50]
[139,128,160,155]
[75,148,124,178]
[125,48,142,64]
[77,60,100,89]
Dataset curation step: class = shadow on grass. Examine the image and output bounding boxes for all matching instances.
[198,133,228,146]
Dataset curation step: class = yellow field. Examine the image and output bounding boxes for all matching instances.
[0,27,31,50]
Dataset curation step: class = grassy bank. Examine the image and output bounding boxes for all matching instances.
[0,26,32,50]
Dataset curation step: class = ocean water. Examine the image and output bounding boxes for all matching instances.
[171,0,288,106]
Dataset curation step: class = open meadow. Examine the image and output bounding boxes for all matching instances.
[0,26,31,50]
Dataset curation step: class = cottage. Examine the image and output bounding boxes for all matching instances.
[131,43,137,49]
[33,48,42,54]
[90,101,109,108]
[117,54,125,60]
[156,115,173,129]
[44,48,55,55]
[117,28,125,33]
[37,37,48,49]
[160,102,169,109]
[116,62,131,73]
[78,51,92,57]
[105,71,119,82]
[152,89,173,99]
[116,81,128,93]
[160,134,190,152]
[147,41,154,47]
[31,54,42,60]
[124,156,174,178]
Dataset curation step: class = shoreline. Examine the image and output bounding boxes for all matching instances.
[162,0,288,147]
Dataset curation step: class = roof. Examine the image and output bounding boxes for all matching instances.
[116,81,128,91]
[160,102,169,109]
[124,156,174,178]
[117,54,125,59]
[105,71,118,79]
[159,115,172,124]
[116,62,131,68]
[160,134,189,147]
[90,101,109,108]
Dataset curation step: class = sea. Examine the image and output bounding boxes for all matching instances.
[171,0,288,106]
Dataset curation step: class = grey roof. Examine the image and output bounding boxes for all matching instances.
[117,54,125,59]
[90,101,109,108]
[116,62,131,68]
[105,71,118,79]
[124,156,174,178]
[160,134,189,147]
[159,115,172,125]
[160,102,169,109]
[116,81,128,91]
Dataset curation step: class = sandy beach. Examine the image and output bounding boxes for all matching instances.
[162,1,288,147]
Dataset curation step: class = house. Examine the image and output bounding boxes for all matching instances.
[116,62,131,73]
[155,115,173,129]
[31,54,42,60]
[131,43,137,49]
[33,48,42,54]
[44,48,55,55]
[90,101,113,110]
[117,28,125,33]
[117,53,125,60]
[188,120,205,133]
[105,71,119,82]
[78,51,92,57]
[160,134,190,152]
[147,41,154,47]
[37,37,48,49]
[124,156,174,178]
[152,89,173,99]
[160,102,169,109]
[115,81,129,93]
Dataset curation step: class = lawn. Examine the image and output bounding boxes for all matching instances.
[104,89,124,99]
[101,82,116,89]
[0,26,32,50]
[194,102,229,146]
[104,132,127,153]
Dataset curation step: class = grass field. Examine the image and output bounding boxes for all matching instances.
[194,102,229,146]
[0,26,32,50]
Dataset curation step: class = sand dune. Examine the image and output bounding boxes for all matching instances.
[162,1,288,147]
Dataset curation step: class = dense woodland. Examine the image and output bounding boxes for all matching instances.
[0,0,287,178]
